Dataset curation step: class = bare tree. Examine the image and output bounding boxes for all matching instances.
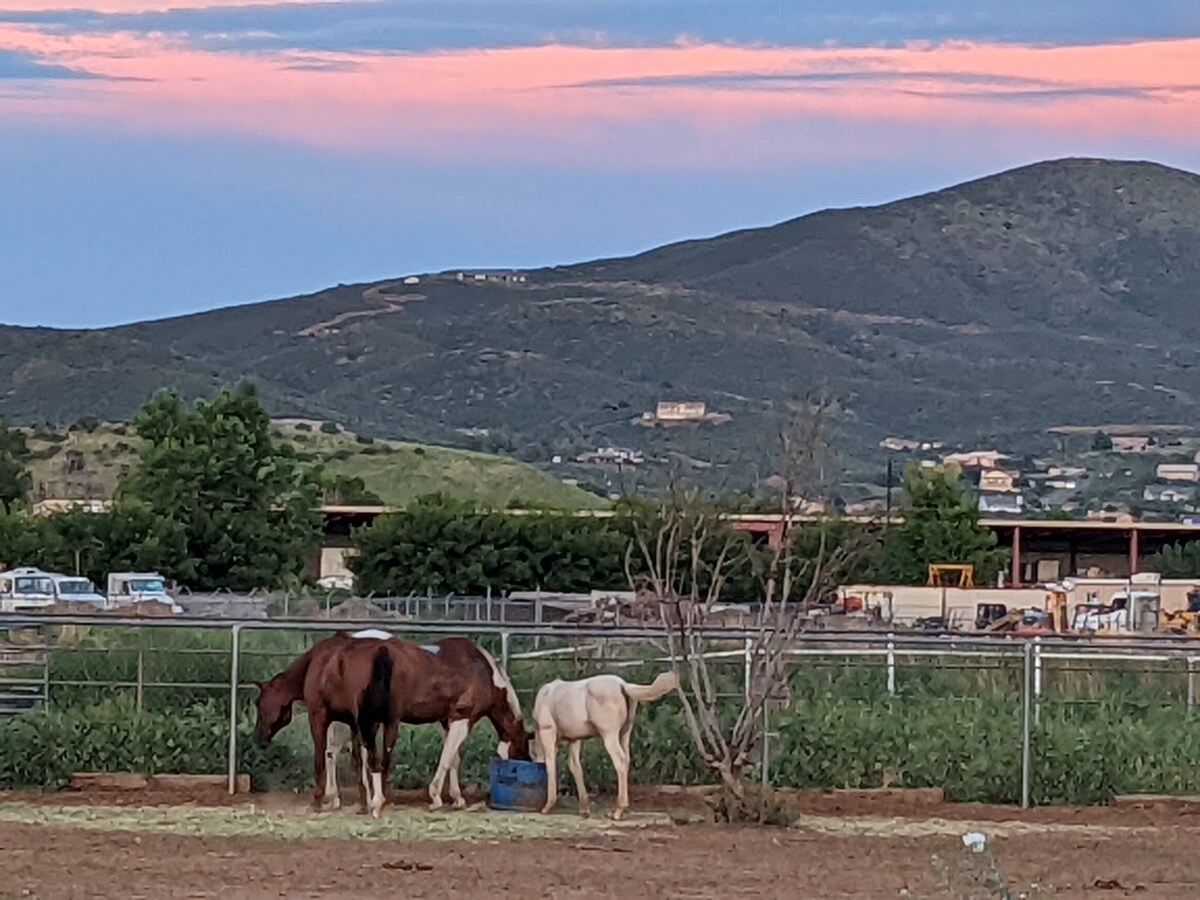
[627,394,874,814]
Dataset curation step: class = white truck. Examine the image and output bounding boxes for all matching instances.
[106,572,183,614]
[0,567,109,612]
[106,573,182,619]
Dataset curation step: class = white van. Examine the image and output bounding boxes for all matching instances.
[0,567,108,612]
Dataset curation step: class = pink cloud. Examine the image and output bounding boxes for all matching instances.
[3,28,1199,168]
[0,0,346,11]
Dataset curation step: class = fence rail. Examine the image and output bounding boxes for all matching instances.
[7,613,1200,808]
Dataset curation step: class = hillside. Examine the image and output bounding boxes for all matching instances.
[22,422,607,510]
[4,157,1200,490]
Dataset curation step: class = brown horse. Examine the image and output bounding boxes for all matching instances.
[254,632,531,817]
[252,630,377,813]
[352,636,532,816]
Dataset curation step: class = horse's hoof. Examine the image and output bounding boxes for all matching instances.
[428,802,444,813]
[540,804,556,815]
[579,807,591,819]
[451,798,467,811]
[329,796,341,811]
[610,809,627,822]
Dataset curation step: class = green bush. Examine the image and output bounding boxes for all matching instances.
[12,633,1200,807]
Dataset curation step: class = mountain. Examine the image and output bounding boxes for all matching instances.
[4,157,1200,493]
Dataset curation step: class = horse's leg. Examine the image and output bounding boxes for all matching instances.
[364,724,388,820]
[351,731,369,815]
[567,740,590,819]
[325,725,343,810]
[428,719,470,812]
[375,721,398,817]
[538,725,559,815]
[308,710,329,813]
[441,723,467,810]
[601,729,630,821]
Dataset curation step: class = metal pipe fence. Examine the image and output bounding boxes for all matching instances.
[7,613,1200,808]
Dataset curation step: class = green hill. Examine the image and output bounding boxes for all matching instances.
[4,157,1200,489]
[23,421,608,510]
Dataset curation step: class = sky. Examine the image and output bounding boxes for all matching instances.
[2,1,1199,328]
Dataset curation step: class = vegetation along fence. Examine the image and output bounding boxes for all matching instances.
[5,614,1200,808]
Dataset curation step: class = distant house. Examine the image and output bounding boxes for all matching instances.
[1047,465,1087,478]
[978,492,1024,514]
[978,469,1019,493]
[577,447,645,466]
[32,499,111,517]
[1087,506,1136,523]
[656,401,707,422]
[1112,436,1154,453]
[1143,484,1196,503]
[1156,463,1200,483]
[943,450,1007,469]
[402,276,420,285]
[881,437,920,452]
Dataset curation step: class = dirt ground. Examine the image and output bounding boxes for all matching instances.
[3,787,1200,899]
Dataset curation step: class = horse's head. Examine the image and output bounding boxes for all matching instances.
[497,726,534,762]
[252,678,294,749]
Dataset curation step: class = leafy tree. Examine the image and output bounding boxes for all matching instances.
[352,493,628,595]
[0,511,61,570]
[122,384,322,591]
[1145,542,1200,578]
[323,474,384,506]
[1091,431,1113,452]
[0,417,31,513]
[881,464,1008,585]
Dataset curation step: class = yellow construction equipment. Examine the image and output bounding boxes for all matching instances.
[928,564,975,589]
[1162,589,1200,635]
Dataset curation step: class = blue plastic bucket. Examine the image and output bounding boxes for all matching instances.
[488,758,548,812]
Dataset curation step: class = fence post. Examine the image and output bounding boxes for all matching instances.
[743,638,753,703]
[760,702,771,789]
[1033,635,1043,726]
[486,586,493,623]
[886,632,897,696]
[227,624,243,795]
[136,648,145,714]
[501,630,510,674]
[1021,639,1033,810]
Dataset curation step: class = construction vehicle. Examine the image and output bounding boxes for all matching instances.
[1161,589,1200,635]
[929,564,975,589]
[1071,590,1160,635]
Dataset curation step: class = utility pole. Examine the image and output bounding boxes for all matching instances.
[885,456,895,524]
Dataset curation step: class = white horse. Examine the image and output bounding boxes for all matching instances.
[532,671,677,820]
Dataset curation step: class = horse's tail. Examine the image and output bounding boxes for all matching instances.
[621,671,678,703]
[358,644,394,735]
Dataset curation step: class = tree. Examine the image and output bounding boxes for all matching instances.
[0,417,31,513]
[323,474,384,506]
[352,493,628,595]
[629,397,876,817]
[1145,541,1200,578]
[881,464,1008,585]
[122,384,322,591]
[1091,431,1113,452]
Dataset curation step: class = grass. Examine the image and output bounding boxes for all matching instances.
[23,421,608,511]
[0,801,653,841]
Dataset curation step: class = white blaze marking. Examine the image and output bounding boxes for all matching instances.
[351,629,391,640]
[370,772,384,817]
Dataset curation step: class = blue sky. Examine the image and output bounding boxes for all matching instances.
[1,0,1198,328]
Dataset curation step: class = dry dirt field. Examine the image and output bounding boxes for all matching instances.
[2,787,1199,899]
